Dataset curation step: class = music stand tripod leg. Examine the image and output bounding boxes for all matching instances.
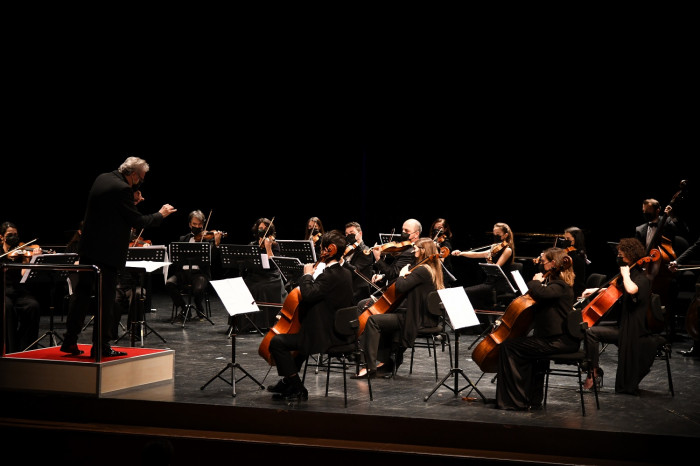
[201,320,265,397]
[26,305,64,351]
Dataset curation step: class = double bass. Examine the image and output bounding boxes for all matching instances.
[471,255,572,373]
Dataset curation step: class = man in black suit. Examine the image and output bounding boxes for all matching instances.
[61,156,176,358]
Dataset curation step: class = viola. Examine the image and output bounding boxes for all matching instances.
[471,255,573,373]
[358,247,448,334]
[578,249,661,329]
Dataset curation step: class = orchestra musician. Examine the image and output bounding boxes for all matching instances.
[304,216,325,258]
[562,226,590,299]
[369,218,422,288]
[342,221,375,305]
[61,156,176,358]
[165,210,222,322]
[239,217,286,331]
[496,247,578,411]
[582,238,656,395]
[430,217,457,286]
[1,221,42,352]
[451,222,515,319]
[266,230,353,400]
[353,237,445,379]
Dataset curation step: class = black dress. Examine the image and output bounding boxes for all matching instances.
[496,277,577,410]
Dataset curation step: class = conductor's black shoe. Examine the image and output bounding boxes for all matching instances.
[60,342,84,356]
[266,378,288,393]
[90,345,128,358]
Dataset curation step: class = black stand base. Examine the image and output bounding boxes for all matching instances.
[174,304,214,328]
[200,326,265,397]
[115,320,167,346]
[226,314,264,338]
[26,330,63,351]
[424,330,486,403]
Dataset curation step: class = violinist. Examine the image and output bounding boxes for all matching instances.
[452,222,515,314]
[1,221,41,352]
[430,217,457,286]
[165,210,220,322]
[304,216,325,257]
[239,217,286,331]
[562,226,590,299]
[496,247,577,411]
[267,230,353,400]
[583,238,656,395]
[369,218,421,289]
[342,221,375,305]
[353,237,445,379]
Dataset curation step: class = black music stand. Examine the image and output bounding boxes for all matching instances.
[275,240,316,263]
[424,287,486,403]
[379,233,402,244]
[269,256,304,287]
[21,253,78,350]
[219,244,267,336]
[201,277,265,397]
[168,242,215,328]
[115,247,168,346]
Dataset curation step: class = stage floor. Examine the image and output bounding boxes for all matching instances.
[2,289,699,465]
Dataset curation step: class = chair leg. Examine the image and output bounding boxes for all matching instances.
[664,346,674,397]
[576,365,586,416]
[431,336,439,381]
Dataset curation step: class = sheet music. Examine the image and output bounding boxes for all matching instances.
[510,269,529,295]
[261,253,271,269]
[437,287,480,330]
[125,260,171,273]
[210,277,261,316]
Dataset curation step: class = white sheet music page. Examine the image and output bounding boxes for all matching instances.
[210,277,261,316]
[511,269,529,295]
[437,287,480,330]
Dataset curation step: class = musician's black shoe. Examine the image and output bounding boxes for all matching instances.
[272,379,308,400]
[351,368,376,379]
[266,378,288,393]
[90,345,128,359]
[678,346,700,357]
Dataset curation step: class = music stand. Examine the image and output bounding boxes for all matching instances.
[218,244,267,336]
[424,287,486,403]
[115,247,169,346]
[168,242,215,328]
[21,253,78,349]
[379,233,402,244]
[201,277,265,396]
[478,263,517,295]
[275,240,316,263]
[269,256,304,287]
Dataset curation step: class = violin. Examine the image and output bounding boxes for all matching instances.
[471,255,573,373]
[1,239,43,263]
[343,241,361,257]
[578,249,661,329]
[194,230,227,242]
[129,236,152,247]
[487,240,509,264]
[363,240,413,256]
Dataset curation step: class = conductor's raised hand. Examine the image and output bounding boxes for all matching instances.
[160,204,177,218]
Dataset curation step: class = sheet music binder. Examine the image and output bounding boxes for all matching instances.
[169,242,212,267]
[218,244,262,268]
[478,263,517,294]
[269,256,304,284]
[275,240,316,263]
[20,253,79,283]
[126,246,166,263]
[379,233,402,244]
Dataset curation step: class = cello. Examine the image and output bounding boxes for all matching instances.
[471,255,573,373]
[258,246,331,365]
[578,249,661,328]
[357,246,449,334]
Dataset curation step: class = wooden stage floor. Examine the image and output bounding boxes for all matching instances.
[2,289,699,465]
